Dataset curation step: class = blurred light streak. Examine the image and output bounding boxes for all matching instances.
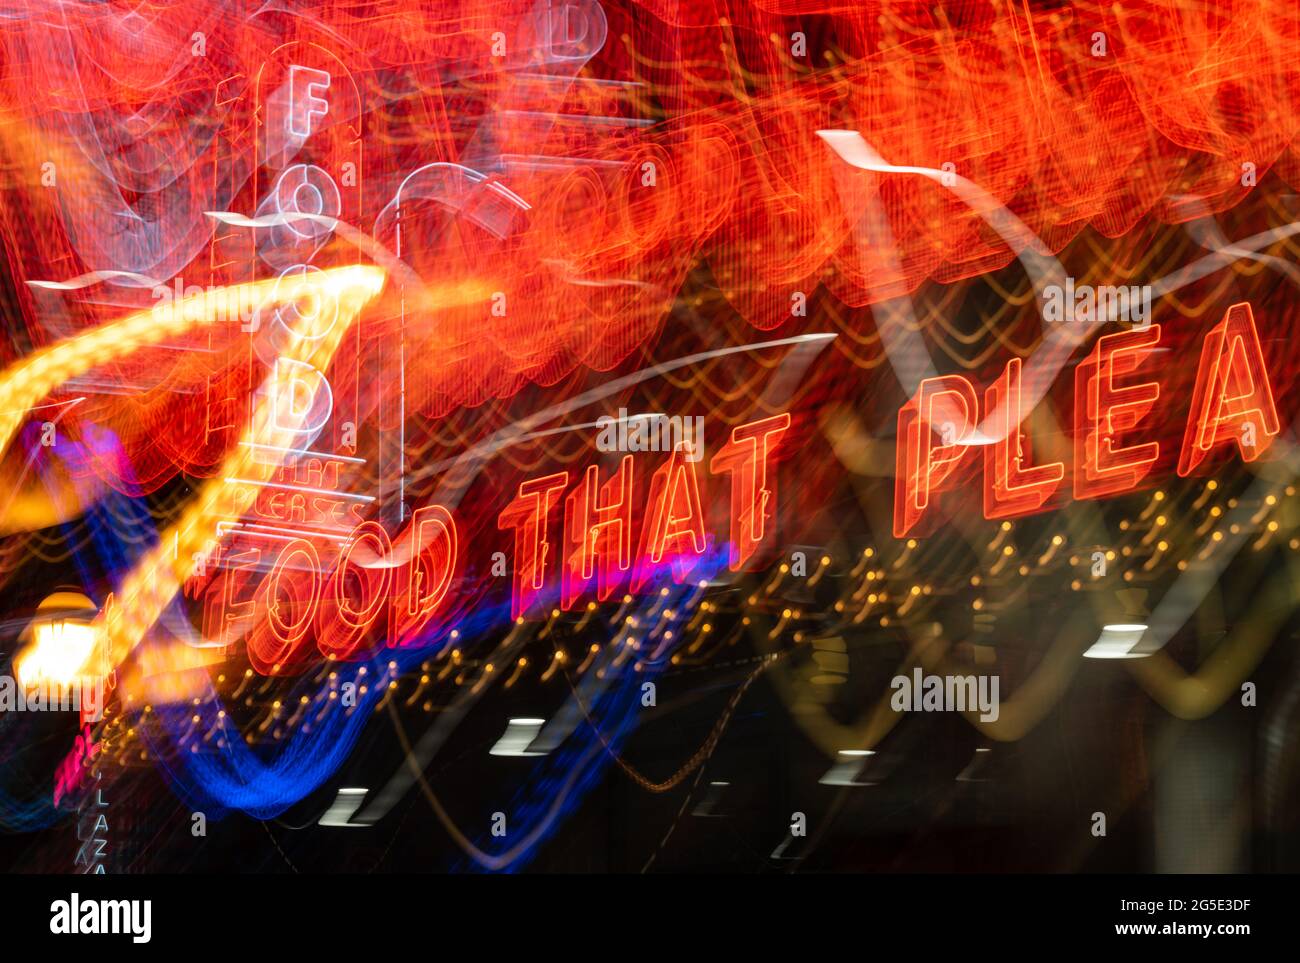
[318,787,368,827]
[489,717,548,757]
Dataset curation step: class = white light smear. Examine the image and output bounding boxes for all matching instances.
[318,787,369,827]
[1083,624,1151,660]
[819,749,877,786]
[27,269,163,290]
[489,718,548,757]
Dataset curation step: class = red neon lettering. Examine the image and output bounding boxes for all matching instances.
[634,447,707,591]
[391,505,458,644]
[54,727,98,809]
[1074,326,1162,500]
[710,413,791,570]
[247,539,320,674]
[498,473,568,620]
[317,521,392,660]
[217,547,261,645]
[894,375,978,538]
[983,358,1064,519]
[562,456,634,610]
[1178,302,1280,476]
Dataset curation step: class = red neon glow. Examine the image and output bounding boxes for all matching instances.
[391,506,459,646]
[53,727,99,810]
[1073,326,1163,502]
[210,505,461,671]
[562,456,634,610]
[633,445,708,590]
[193,411,796,664]
[710,413,791,570]
[248,539,321,675]
[498,473,570,621]
[894,375,978,538]
[1178,303,1281,476]
[317,522,392,661]
[983,358,1064,520]
[217,548,262,647]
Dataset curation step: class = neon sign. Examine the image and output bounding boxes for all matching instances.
[894,303,1282,537]
[193,413,791,671]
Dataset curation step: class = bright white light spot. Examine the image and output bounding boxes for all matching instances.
[15,620,99,687]
[490,718,548,757]
[318,787,368,826]
[1083,624,1150,659]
